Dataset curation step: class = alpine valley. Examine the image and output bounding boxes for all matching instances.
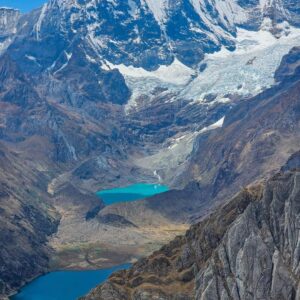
[0,0,300,299]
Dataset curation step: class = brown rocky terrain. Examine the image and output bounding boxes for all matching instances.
[0,142,59,297]
[82,152,300,300]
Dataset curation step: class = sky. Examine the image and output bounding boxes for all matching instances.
[0,0,47,12]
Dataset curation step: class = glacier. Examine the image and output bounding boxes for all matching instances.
[104,19,300,112]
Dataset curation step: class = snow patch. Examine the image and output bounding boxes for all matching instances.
[35,3,47,41]
[53,51,72,75]
[65,51,72,60]
[199,117,225,134]
[85,54,98,64]
[153,170,162,182]
[102,58,195,85]
[190,0,248,36]
[143,0,168,24]
[25,55,37,61]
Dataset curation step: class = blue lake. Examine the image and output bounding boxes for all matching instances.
[11,264,130,300]
[97,183,169,205]
[11,184,168,300]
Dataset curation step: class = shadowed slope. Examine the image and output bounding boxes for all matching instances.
[0,142,59,297]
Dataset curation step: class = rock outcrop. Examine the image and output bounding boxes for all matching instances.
[82,153,300,300]
[0,8,19,54]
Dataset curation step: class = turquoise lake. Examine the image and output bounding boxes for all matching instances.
[11,184,168,300]
[11,264,130,300]
[97,183,169,205]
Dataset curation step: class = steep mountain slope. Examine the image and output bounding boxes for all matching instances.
[82,152,300,300]
[0,51,139,183]
[2,0,297,190]
[173,46,300,217]
[0,142,59,297]
[0,52,128,297]
[1,0,299,185]
[98,45,300,230]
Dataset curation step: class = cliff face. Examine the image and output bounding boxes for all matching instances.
[0,8,19,54]
[195,172,300,299]
[0,8,19,34]
[82,153,300,300]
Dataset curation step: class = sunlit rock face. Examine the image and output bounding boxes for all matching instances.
[0,7,19,33]
[0,8,20,54]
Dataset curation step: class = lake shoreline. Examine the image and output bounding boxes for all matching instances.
[11,264,131,300]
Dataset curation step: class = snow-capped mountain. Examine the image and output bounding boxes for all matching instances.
[6,0,300,71]
[0,0,298,113]
[1,0,299,168]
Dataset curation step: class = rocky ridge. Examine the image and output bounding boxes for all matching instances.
[82,152,300,300]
